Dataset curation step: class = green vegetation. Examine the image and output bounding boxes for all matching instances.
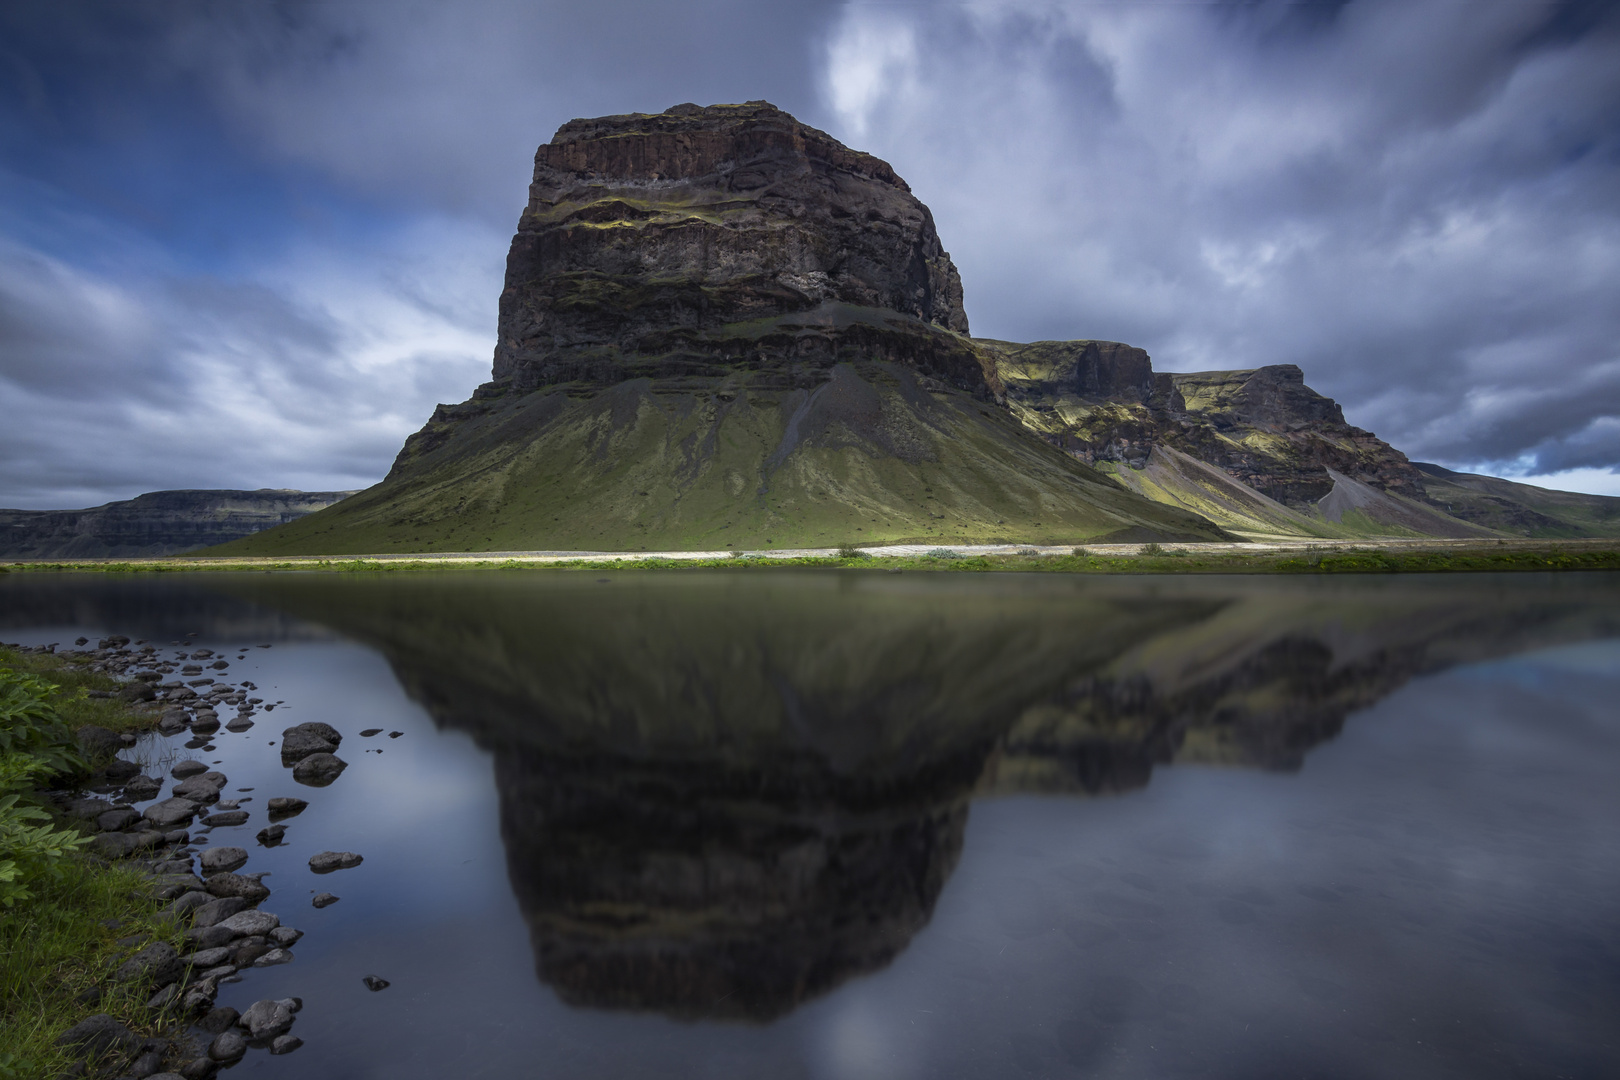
[0,648,179,1078]
[204,362,1227,558]
[6,541,1619,576]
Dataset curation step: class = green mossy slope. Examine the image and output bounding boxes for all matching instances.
[213,362,1229,556]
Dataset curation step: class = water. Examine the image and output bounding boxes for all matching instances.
[4,570,1619,1078]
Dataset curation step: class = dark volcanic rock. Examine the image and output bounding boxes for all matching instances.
[57,1014,140,1058]
[291,753,346,786]
[493,100,971,394]
[266,797,308,818]
[279,722,341,762]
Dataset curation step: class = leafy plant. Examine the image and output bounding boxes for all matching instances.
[1140,542,1164,556]
[0,671,83,778]
[1071,547,1091,557]
[0,757,88,908]
[924,548,964,559]
[836,543,866,559]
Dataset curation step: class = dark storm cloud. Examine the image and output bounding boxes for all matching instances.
[820,0,1620,487]
[0,0,1617,505]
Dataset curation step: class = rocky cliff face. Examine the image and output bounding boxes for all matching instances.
[0,489,356,559]
[985,340,1426,509]
[494,100,977,394]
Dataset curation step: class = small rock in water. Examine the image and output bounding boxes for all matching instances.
[359,728,382,737]
[204,873,271,902]
[192,896,249,928]
[216,909,280,937]
[256,824,286,847]
[362,975,391,992]
[201,811,249,828]
[186,946,233,969]
[312,892,339,908]
[97,807,142,832]
[270,1034,303,1055]
[239,998,295,1039]
[172,772,228,803]
[142,797,200,828]
[292,753,347,786]
[266,797,308,818]
[207,1031,246,1062]
[224,716,254,732]
[308,851,363,874]
[194,1005,239,1034]
[269,926,303,946]
[388,731,403,738]
[279,722,342,762]
[253,947,294,967]
[199,846,248,874]
[123,775,163,801]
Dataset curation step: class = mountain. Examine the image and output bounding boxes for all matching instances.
[0,489,356,559]
[986,341,1496,539]
[1415,463,1620,538]
[212,102,1231,555]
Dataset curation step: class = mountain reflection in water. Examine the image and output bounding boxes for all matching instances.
[205,570,1620,1024]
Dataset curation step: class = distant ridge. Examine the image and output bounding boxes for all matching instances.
[0,489,357,558]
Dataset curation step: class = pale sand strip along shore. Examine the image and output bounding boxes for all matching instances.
[9,536,1615,567]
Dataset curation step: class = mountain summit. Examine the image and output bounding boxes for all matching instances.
[220,102,1227,554]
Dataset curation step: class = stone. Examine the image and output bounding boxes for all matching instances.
[75,725,123,759]
[96,807,141,832]
[252,948,293,967]
[363,974,390,992]
[359,727,382,736]
[291,752,346,786]
[191,896,248,927]
[142,798,199,828]
[207,1031,246,1062]
[145,983,178,1012]
[182,925,235,951]
[200,810,249,827]
[120,682,157,702]
[388,731,403,738]
[308,850,363,873]
[231,938,273,967]
[238,998,295,1039]
[178,1059,218,1080]
[171,772,227,803]
[122,775,163,801]
[224,716,254,732]
[57,1013,139,1057]
[268,926,303,947]
[152,874,205,900]
[215,909,279,937]
[270,1035,303,1054]
[311,892,339,908]
[189,715,220,734]
[185,946,233,969]
[204,873,270,902]
[180,982,220,1014]
[66,797,113,820]
[279,723,340,763]
[199,847,247,874]
[256,824,286,847]
[170,760,208,779]
[103,758,141,781]
[266,797,307,818]
[194,1006,239,1034]
[161,890,212,921]
[115,942,182,987]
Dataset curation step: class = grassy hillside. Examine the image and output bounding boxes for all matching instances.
[213,361,1229,556]
[1417,463,1620,537]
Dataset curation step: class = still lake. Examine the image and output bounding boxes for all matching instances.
[4,570,1619,1079]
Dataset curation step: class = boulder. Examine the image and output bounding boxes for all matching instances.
[172,772,227,803]
[141,797,199,828]
[308,850,363,873]
[191,896,249,927]
[291,752,347,786]
[115,941,182,987]
[238,998,295,1039]
[216,909,279,938]
[56,1013,139,1058]
[266,797,307,817]
[199,846,248,874]
[279,722,341,763]
[204,873,271,902]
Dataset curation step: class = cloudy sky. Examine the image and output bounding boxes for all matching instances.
[1,0,1616,508]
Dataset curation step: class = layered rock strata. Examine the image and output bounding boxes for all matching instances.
[985,340,1425,508]
[0,489,356,559]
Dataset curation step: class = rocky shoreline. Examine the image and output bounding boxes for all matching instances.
[4,637,375,1079]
